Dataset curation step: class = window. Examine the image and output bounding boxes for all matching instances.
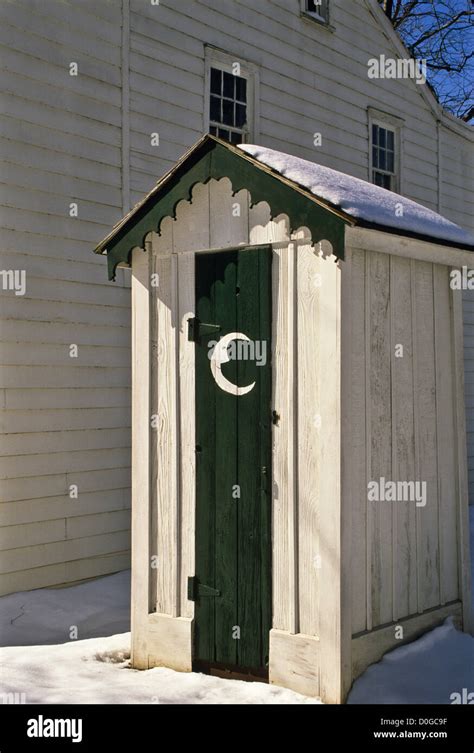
[368,110,403,193]
[209,67,248,144]
[205,48,258,144]
[302,0,329,23]
[371,123,396,189]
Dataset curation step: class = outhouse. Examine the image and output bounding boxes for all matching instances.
[94,135,473,703]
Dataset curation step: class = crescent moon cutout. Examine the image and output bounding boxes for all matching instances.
[210,332,256,396]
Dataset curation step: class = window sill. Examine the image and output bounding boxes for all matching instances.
[300,12,335,32]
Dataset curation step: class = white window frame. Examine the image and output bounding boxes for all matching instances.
[204,46,260,143]
[368,108,404,194]
[300,0,330,26]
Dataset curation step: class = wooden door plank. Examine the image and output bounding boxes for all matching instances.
[195,252,218,663]
[213,250,238,665]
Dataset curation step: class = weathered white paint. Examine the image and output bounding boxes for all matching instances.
[130,246,150,669]
[131,177,471,702]
[352,602,463,681]
[344,240,470,637]
[0,0,130,596]
[2,0,473,602]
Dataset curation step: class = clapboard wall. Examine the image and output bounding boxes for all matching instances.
[0,0,131,596]
[1,0,473,597]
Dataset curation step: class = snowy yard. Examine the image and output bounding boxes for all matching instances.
[0,509,472,704]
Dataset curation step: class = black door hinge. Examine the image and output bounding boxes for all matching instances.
[187,576,221,601]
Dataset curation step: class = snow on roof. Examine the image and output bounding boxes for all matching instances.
[239,144,474,249]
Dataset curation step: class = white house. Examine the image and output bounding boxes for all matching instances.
[0,0,473,597]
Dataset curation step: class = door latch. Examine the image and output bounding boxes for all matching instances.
[187,317,221,342]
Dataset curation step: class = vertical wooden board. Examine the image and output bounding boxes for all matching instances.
[148,238,158,612]
[368,251,393,628]
[413,261,440,612]
[154,252,178,615]
[347,248,367,635]
[131,246,150,668]
[177,253,196,619]
[286,242,298,635]
[209,179,249,248]
[250,204,293,634]
[271,245,290,631]
[257,247,273,665]
[451,287,473,632]
[194,253,217,662]
[249,202,290,245]
[318,252,343,703]
[340,247,353,699]
[213,251,238,665]
[297,243,320,637]
[173,182,210,253]
[433,265,459,604]
[391,255,417,620]
[149,223,174,614]
[236,247,272,668]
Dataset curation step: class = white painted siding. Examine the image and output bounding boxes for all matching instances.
[0,0,131,595]
[127,0,474,506]
[438,126,474,503]
[2,0,473,596]
[344,246,461,634]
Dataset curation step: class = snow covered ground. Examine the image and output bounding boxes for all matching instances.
[0,510,472,704]
[0,570,130,647]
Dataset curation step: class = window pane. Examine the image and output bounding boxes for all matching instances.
[387,129,394,150]
[210,67,221,95]
[372,124,379,145]
[372,146,378,168]
[210,125,217,136]
[235,77,247,103]
[307,0,327,17]
[378,149,386,170]
[223,71,235,99]
[230,131,241,145]
[387,150,394,173]
[218,128,230,141]
[373,170,390,189]
[210,95,221,123]
[235,103,247,128]
[379,127,386,148]
[222,99,234,126]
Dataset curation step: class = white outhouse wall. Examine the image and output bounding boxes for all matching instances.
[438,125,474,504]
[131,177,470,701]
[343,230,472,680]
[131,178,343,702]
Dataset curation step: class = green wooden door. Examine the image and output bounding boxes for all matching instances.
[193,245,272,674]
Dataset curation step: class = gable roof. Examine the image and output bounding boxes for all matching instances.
[241,144,474,248]
[94,135,351,280]
[94,135,474,281]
